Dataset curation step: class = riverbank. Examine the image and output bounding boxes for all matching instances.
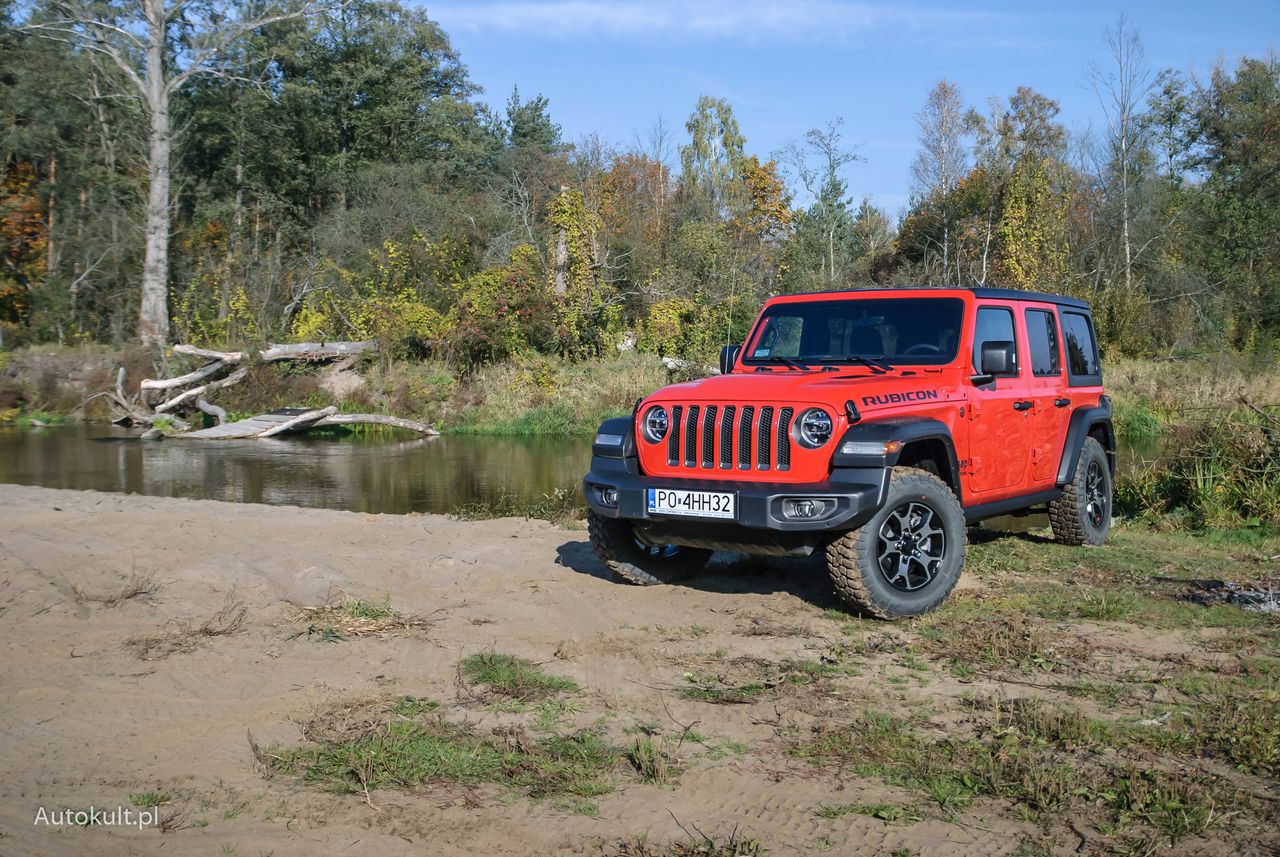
[4,345,1278,526]
[0,483,1276,857]
[4,345,1278,433]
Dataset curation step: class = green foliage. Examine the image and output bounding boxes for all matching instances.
[4,3,1280,372]
[451,244,563,367]
[1116,409,1280,527]
[459,652,578,701]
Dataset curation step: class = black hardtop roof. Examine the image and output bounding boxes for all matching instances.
[774,286,1092,312]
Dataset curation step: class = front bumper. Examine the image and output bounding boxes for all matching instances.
[583,460,887,534]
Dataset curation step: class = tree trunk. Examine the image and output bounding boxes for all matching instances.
[46,154,56,279]
[138,0,171,345]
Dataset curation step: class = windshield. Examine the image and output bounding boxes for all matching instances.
[743,297,965,367]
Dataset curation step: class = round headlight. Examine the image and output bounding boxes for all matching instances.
[796,408,833,448]
[642,406,669,442]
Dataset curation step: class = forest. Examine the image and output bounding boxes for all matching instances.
[2,1,1278,364]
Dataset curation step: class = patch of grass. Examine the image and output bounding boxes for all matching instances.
[706,740,749,760]
[449,352,665,438]
[267,719,619,799]
[290,595,436,639]
[129,791,171,808]
[1027,583,1271,630]
[284,625,345,643]
[792,703,1245,844]
[460,652,578,701]
[534,698,584,731]
[453,486,582,524]
[1112,396,1164,443]
[680,674,768,704]
[16,409,69,428]
[610,832,764,857]
[917,611,1081,674]
[555,797,600,816]
[814,802,922,824]
[627,737,677,786]
[390,696,439,718]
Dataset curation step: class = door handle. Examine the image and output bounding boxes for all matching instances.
[1054,397,1071,408]
[1013,400,1033,411]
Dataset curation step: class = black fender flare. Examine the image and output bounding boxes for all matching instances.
[830,418,961,498]
[1055,398,1116,485]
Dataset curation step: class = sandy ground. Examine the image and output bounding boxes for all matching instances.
[0,485,1271,857]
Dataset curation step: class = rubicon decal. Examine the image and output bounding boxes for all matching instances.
[861,390,941,407]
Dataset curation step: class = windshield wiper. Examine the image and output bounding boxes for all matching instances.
[766,356,812,371]
[811,355,891,374]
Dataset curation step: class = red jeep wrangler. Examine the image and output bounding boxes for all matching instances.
[584,287,1114,618]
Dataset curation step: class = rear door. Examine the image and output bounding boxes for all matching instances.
[1023,306,1070,486]
[964,303,1032,499]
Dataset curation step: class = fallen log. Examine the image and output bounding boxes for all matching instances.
[313,413,440,435]
[139,360,229,397]
[257,406,338,438]
[259,341,376,362]
[154,366,249,413]
[173,344,246,363]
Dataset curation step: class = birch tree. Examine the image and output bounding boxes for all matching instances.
[911,80,968,285]
[22,0,320,344]
[1089,15,1154,292]
[781,119,861,285]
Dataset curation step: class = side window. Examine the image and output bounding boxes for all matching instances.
[1061,311,1101,384]
[972,307,1018,376]
[1025,309,1061,376]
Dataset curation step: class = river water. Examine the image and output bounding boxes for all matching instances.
[0,425,590,514]
[0,425,1150,517]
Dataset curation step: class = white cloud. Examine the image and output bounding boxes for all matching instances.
[429,1,997,43]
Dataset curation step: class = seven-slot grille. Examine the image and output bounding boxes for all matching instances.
[664,403,796,471]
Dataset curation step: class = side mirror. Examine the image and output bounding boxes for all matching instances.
[972,341,1016,386]
[981,341,1017,375]
[720,344,742,375]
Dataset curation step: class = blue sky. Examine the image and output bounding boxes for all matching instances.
[427,1,1280,216]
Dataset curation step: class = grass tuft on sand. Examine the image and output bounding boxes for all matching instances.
[460,652,579,701]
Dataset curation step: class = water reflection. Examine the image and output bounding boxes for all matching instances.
[0,426,592,515]
[0,425,1152,518]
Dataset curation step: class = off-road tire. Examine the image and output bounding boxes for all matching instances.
[825,467,966,619]
[586,510,712,586]
[1049,436,1111,546]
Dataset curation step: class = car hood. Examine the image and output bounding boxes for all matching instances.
[644,367,966,416]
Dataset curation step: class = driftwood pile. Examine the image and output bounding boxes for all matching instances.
[92,341,438,439]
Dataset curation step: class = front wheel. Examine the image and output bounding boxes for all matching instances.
[825,467,966,619]
[1049,436,1112,546]
[586,510,712,586]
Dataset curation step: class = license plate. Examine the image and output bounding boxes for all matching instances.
[647,488,735,520]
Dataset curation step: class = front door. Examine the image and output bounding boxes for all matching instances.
[965,304,1032,499]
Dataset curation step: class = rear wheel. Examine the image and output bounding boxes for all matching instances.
[586,510,712,586]
[1049,436,1112,546]
[825,467,966,619]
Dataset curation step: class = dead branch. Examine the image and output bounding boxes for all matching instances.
[196,396,227,425]
[154,366,248,413]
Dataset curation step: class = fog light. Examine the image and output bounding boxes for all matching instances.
[781,498,835,520]
[600,487,619,507]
